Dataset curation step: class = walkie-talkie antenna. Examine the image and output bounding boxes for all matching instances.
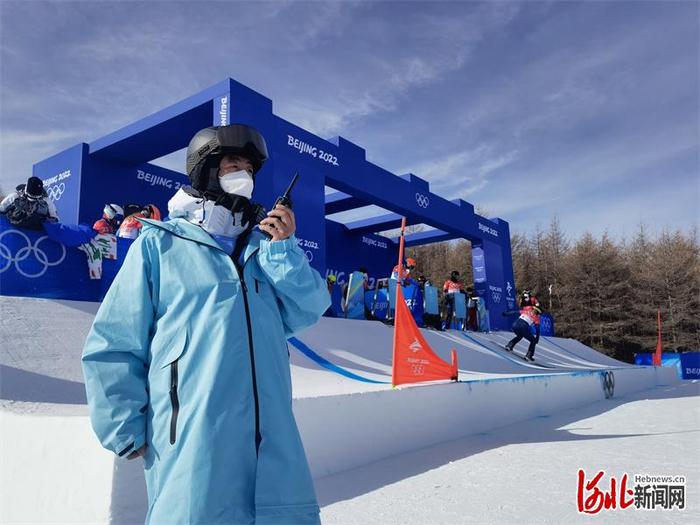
[275,172,299,209]
[261,172,301,238]
[280,173,299,202]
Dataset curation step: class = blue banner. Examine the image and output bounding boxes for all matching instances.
[385,278,425,324]
[42,222,95,247]
[477,300,490,332]
[472,246,486,284]
[327,283,343,317]
[424,284,439,315]
[635,352,686,378]
[388,278,397,309]
[680,353,700,380]
[365,288,389,320]
[540,313,555,336]
[403,281,424,326]
[454,292,466,319]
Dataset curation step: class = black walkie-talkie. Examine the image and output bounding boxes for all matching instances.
[261,172,299,238]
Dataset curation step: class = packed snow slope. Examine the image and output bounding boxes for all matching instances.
[0,295,682,524]
[1,295,635,409]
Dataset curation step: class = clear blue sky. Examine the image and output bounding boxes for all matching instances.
[1,0,697,240]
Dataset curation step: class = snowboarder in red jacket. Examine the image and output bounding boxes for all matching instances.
[504,290,542,361]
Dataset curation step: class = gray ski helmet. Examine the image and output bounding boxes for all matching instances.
[185,124,269,191]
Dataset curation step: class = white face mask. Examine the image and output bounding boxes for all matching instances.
[168,189,248,239]
[219,169,254,199]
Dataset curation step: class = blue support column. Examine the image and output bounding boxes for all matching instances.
[472,218,516,331]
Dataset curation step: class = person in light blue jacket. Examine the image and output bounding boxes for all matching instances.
[82,124,330,525]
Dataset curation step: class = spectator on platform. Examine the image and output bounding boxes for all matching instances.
[142,204,162,221]
[391,257,416,284]
[123,203,142,218]
[326,273,337,294]
[504,290,543,361]
[117,204,161,239]
[442,270,464,329]
[93,203,124,234]
[324,274,338,318]
[116,204,143,239]
[0,177,59,230]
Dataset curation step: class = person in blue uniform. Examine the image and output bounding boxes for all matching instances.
[82,124,330,525]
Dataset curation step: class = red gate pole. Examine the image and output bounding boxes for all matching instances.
[653,309,662,367]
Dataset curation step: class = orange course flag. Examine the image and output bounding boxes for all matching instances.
[392,284,458,386]
[391,216,458,387]
[653,309,662,367]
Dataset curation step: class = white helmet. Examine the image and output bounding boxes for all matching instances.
[104,203,124,220]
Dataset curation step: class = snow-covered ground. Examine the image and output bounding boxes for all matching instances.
[318,381,700,524]
[0,296,693,524]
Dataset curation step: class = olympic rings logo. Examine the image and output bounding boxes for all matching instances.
[410,364,425,376]
[491,292,501,304]
[601,370,615,399]
[0,229,66,278]
[415,193,430,208]
[305,250,314,262]
[46,183,66,201]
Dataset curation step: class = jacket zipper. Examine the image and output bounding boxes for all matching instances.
[117,442,135,457]
[169,360,179,445]
[150,225,260,449]
[233,259,262,454]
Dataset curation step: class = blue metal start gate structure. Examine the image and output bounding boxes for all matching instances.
[21,78,517,329]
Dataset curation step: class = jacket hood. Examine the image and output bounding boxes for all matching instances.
[138,217,265,263]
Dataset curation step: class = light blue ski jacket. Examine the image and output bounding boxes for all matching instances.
[82,218,330,524]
